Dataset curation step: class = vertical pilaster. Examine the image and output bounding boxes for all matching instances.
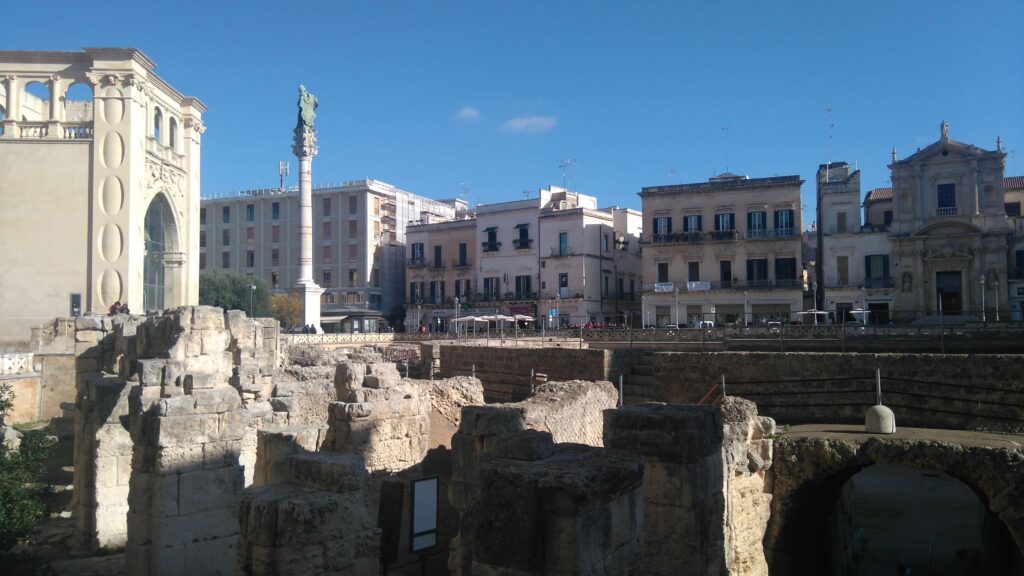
[1,75,17,138]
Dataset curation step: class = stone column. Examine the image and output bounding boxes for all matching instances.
[1,75,17,138]
[292,124,323,330]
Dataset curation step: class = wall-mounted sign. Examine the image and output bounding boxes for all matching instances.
[410,477,438,553]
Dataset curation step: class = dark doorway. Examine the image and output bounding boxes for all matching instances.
[867,302,890,324]
[936,271,962,315]
[769,463,1021,575]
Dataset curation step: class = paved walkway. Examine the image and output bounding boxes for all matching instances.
[785,423,1024,450]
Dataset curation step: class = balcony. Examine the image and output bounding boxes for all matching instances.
[646,279,801,292]
[647,232,704,245]
[708,230,738,242]
[452,258,473,270]
[482,241,501,253]
[936,207,957,217]
[746,228,798,240]
[430,260,445,269]
[549,246,576,257]
[146,137,186,170]
[865,276,895,289]
[407,258,427,268]
[512,238,533,250]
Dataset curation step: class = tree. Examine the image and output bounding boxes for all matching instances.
[271,293,301,330]
[0,382,54,555]
[199,271,272,317]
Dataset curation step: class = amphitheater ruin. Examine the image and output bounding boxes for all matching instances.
[1,306,1022,575]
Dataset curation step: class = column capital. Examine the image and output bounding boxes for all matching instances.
[292,126,318,158]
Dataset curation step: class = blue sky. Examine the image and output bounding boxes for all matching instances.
[10,1,1023,227]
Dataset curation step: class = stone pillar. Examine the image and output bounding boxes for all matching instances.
[291,124,322,330]
[1,75,17,138]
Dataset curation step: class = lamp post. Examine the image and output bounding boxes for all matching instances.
[454,296,460,340]
[743,290,749,326]
[673,287,679,327]
[417,304,422,333]
[641,295,646,329]
[995,279,1000,322]
[555,293,561,329]
[980,274,987,323]
[249,284,256,317]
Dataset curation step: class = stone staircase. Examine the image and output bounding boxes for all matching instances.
[622,351,656,405]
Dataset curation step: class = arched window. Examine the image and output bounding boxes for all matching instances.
[21,81,50,122]
[63,82,94,121]
[153,106,163,142]
[168,117,177,151]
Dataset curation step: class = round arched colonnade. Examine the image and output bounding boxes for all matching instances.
[764,435,1024,575]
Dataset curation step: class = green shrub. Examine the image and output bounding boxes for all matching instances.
[0,382,54,554]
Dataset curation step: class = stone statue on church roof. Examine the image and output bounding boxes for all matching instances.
[940,119,949,140]
[297,85,318,129]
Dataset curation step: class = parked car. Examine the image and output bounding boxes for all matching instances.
[696,320,715,329]
[767,321,782,334]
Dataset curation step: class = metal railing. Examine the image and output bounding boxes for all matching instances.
[452,258,473,269]
[936,207,957,216]
[746,228,798,240]
[408,258,427,267]
[512,238,533,249]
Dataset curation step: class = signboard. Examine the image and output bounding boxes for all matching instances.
[687,281,711,292]
[410,477,438,553]
[710,306,716,314]
[508,303,537,316]
[653,282,675,293]
[550,308,557,318]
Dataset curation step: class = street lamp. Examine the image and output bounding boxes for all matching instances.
[417,304,422,333]
[673,287,679,327]
[995,279,1000,322]
[454,296,460,339]
[641,295,646,329]
[744,290,749,326]
[249,284,256,317]
[555,293,561,329]
[980,274,987,323]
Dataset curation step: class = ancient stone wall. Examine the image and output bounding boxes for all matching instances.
[124,306,278,575]
[603,398,775,576]
[438,345,610,402]
[488,379,618,447]
[652,352,1024,433]
[449,405,644,575]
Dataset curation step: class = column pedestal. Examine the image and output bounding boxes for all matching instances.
[295,280,323,331]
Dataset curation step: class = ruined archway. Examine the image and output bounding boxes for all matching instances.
[764,436,1024,575]
[143,193,180,311]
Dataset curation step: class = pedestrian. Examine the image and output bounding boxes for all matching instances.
[120,303,131,315]
[108,301,121,316]
[302,324,309,334]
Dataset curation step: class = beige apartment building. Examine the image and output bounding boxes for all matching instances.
[199,179,458,330]
[818,162,894,322]
[639,173,804,327]
[0,48,204,347]
[405,186,643,330]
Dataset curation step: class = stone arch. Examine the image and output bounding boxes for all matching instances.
[143,193,182,311]
[21,80,49,122]
[63,81,94,122]
[764,437,1024,575]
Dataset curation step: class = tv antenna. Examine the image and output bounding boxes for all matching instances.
[721,126,732,172]
[669,168,678,183]
[826,108,835,167]
[522,190,533,199]
[559,157,577,189]
[278,161,290,191]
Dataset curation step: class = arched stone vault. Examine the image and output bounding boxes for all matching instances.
[764,435,1024,573]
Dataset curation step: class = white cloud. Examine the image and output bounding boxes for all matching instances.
[456,106,480,121]
[499,115,557,134]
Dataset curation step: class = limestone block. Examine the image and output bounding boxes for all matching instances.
[269,396,301,413]
[481,429,554,461]
[288,452,366,493]
[153,414,217,448]
[191,305,226,330]
[159,506,239,547]
[334,362,366,397]
[75,341,103,358]
[459,405,528,437]
[194,387,242,414]
[157,444,205,473]
[76,315,106,331]
[157,395,197,417]
[362,374,398,389]
[203,440,244,469]
[201,330,231,356]
[178,466,245,515]
[219,410,251,442]
[366,362,401,379]
[138,359,167,387]
[184,535,239,576]
[76,329,105,343]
